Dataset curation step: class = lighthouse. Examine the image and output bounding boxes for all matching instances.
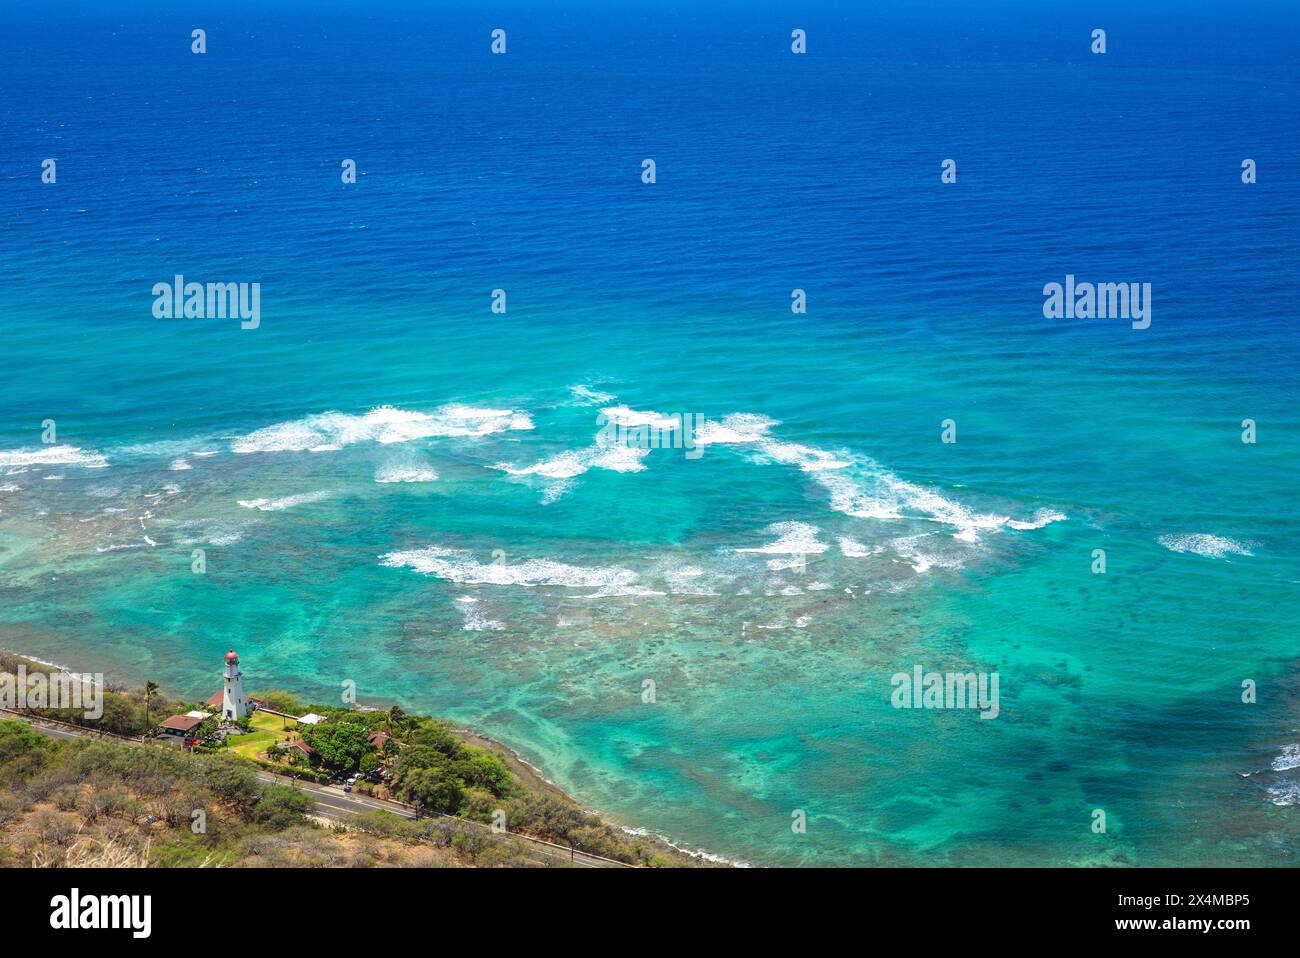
[221,648,248,721]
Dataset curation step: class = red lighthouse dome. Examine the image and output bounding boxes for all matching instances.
[225,648,239,662]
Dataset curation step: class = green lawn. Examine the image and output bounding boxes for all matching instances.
[226,710,296,760]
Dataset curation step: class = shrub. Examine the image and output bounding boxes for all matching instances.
[251,785,313,831]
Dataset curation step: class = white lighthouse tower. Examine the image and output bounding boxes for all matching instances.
[221,648,248,721]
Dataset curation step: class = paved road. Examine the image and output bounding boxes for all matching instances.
[6,711,623,868]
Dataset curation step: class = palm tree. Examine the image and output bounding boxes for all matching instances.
[143,680,159,729]
[386,705,407,737]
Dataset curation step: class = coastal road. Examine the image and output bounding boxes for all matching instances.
[5,710,627,868]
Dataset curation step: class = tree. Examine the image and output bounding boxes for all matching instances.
[386,705,407,738]
[250,689,305,716]
[359,753,380,778]
[395,767,463,814]
[461,748,512,796]
[251,785,312,830]
[301,722,370,773]
[408,722,464,757]
[0,719,53,764]
[144,681,159,728]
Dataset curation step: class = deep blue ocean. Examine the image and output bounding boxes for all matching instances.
[1,0,1298,865]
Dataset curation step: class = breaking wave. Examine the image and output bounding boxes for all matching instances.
[232,404,533,454]
[1157,533,1253,558]
[381,547,637,589]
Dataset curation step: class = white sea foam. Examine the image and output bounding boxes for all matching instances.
[493,428,649,503]
[617,826,750,867]
[599,404,682,430]
[693,413,779,446]
[168,459,192,471]
[837,537,881,558]
[657,562,720,595]
[1271,744,1300,772]
[569,384,615,405]
[1007,509,1069,530]
[495,444,647,481]
[737,521,829,556]
[585,583,668,598]
[0,445,108,469]
[232,404,533,454]
[381,547,636,589]
[96,539,152,553]
[375,462,439,483]
[891,533,967,574]
[1158,533,1253,558]
[1267,780,1300,806]
[696,412,1065,543]
[455,596,505,632]
[238,491,331,512]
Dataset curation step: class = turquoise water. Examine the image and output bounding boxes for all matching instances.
[1,1,1298,864]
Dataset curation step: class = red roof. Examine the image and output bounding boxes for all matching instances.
[225,649,239,662]
[207,691,260,708]
[368,730,393,748]
[159,714,204,732]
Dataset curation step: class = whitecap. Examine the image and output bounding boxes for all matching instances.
[238,491,331,512]
[375,463,439,484]
[838,537,881,558]
[1007,509,1069,530]
[1158,533,1253,559]
[96,541,149,553]
[381,547,636,589]
[454,597,505,632]
[231,404,533,454]
[891,533,967,574]
[0,445,108,469]
[599,405,682,430]
[1271,744,1300,772]
[737,521,829,556]
[1267,780,1300,806]
[493,429,649,503]
[698,412,1064,543]
[693,413,779,446]
[569,384,615,405]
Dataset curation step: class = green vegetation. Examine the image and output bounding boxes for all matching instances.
[0,719,548,867]
[248,689,306,715]
[0,657,701,867]
[301,721,370,773]
[0,651,203,738]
